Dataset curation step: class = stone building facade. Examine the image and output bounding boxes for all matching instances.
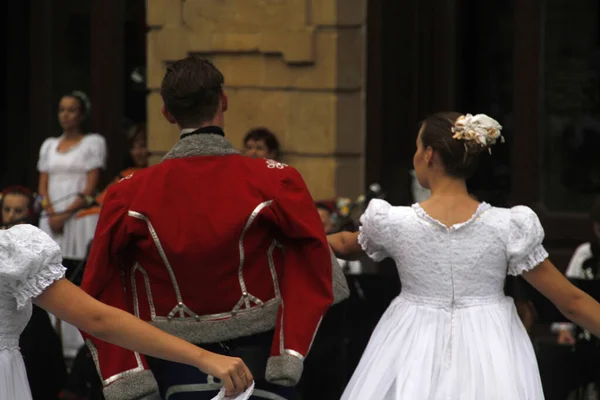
[146,0,366,200]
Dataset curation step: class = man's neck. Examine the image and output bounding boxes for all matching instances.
[179,122,226,140]
[180,126,224,137]
[179,116,224,133]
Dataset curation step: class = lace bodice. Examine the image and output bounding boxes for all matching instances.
[359,200,548,306]
[0,225,65,350]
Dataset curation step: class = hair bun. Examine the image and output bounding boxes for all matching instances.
[451,113,504,154]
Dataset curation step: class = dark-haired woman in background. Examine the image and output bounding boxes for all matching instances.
[37,91,107,363]
[329,112,600,399]
[37,91,107,275]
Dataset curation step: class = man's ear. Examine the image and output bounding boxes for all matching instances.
[161,104,177,124]
[220,91,228,113]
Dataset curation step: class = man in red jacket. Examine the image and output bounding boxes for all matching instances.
[80,56,334,400]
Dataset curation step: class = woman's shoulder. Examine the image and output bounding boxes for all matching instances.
[482,205,545,239]
[365,199,414,215]
[486,204,538,219]
[83,133,106,144]
[362,200,416,227]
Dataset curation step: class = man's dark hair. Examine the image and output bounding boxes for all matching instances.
[160,56,224,127]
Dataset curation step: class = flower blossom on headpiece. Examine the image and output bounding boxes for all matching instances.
[451,113,504,154]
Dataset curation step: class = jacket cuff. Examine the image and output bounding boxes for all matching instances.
[103,370,158,400]
[265,354,304,387]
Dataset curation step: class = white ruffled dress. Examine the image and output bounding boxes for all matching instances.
[342,200,548,400]
[0,225,66,400]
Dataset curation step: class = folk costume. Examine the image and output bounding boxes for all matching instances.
[81,128,341,399]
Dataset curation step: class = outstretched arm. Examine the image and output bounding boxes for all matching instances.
[523,259,600,337]
[35,278,253,396]
[327,231,363,260]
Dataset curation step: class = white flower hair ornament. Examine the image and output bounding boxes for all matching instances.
[451,113,504,154]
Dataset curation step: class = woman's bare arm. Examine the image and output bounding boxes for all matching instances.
[35,278,253,396]
[327,231,363,260]
[523,259,600,337]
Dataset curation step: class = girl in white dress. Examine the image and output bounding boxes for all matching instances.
[328,112,600,400]
[0,224,253,400]
[37,91,106,358]
[38,91,105,268]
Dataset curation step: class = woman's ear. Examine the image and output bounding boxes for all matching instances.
[424,146,434,166]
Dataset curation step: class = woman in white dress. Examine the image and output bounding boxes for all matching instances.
[38,91,106,273]
[0,224,253,400]
[328,112,600,400]
[37,91,107,359]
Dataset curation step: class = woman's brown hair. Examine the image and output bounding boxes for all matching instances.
[420,112,491,179]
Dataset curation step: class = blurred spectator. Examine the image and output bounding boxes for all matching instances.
[37,91,107,279]
[242,127,280,160]
[123,123,149,169]
[0,186,37,228]
[37,91,106,377]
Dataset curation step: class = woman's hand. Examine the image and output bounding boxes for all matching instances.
[48,214,68,233]
[198,353,254,396]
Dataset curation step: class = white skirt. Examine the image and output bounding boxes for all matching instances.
[342,294,544,400]
[0,348,32,400]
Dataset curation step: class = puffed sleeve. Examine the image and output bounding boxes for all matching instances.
[358,199,392,262]
[507,206,549,276]
[37,138,56,173]
[83,134,107,171]
[0,225,66,309]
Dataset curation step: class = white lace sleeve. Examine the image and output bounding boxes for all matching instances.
[358,199,392,262]
[0,225,66,309]
[507,206,549,276]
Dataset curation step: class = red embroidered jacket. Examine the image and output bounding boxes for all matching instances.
[80,135,333,400]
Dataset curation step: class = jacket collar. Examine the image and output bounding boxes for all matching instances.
[163,133,239,160]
